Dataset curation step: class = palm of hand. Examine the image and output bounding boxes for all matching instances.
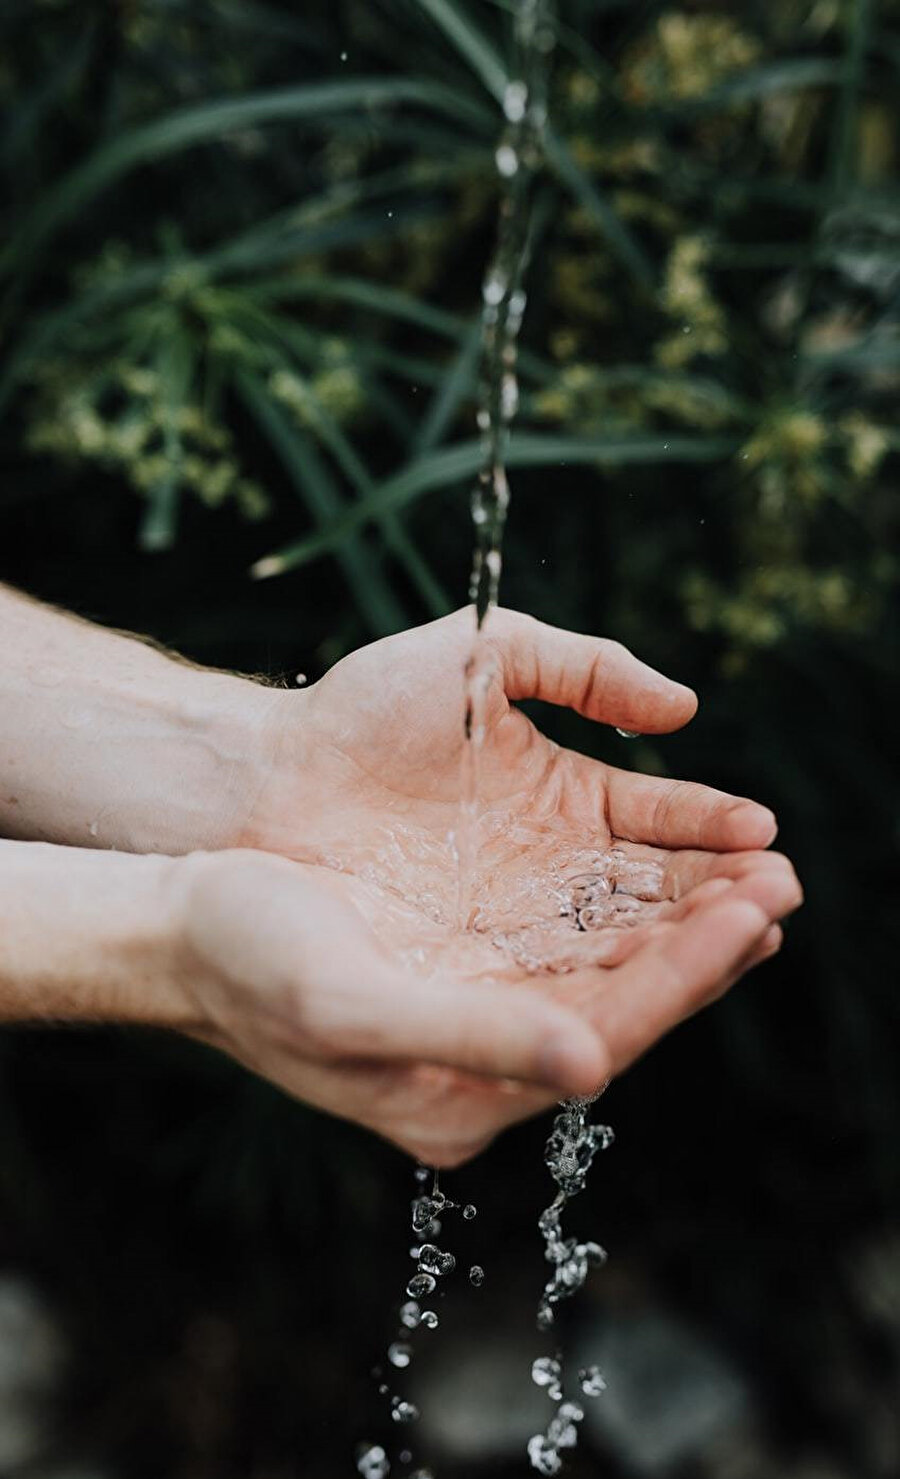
[237,610,801,1164]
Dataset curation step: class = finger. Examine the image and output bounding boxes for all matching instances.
[586,897,772,1076]
[582,877,737,969]
[312,969,612,1099]
[606,768,778,851]
[665,849,803,918]
[484,607,697,733]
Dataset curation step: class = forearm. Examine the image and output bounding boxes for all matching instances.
[0,838,198,1029]
[0,584,279,853]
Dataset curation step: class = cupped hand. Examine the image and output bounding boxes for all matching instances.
[200,607,803,1162]
[172,846,796,1168]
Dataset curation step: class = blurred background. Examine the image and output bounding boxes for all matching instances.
[1,1,899,1476]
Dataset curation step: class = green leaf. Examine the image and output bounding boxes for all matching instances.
[413,0,654,288]
[543,131,656,290]
[830,0,874,197]
[139,321,194,552]
[685,57,846,111]
[2,77,494,274]
[282,379,451,617]
[235,369,408,636]
[413,0,508,101]
[252,432,740,576]
[413,317,483,455]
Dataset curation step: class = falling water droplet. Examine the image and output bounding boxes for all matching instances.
[532,1355,562,1391]
[496,143,520,177]
[527,1434,562,1475]
[388,1341,413,1369]
[463,1204,477,1220]
[420,1310,439,1329]
[504,80,529,122]
[406,1272,436,1300]
[399,1301,421,1330]
[579,1365,607,1397]
[469,1265,485,1287]
[391,1400,420,1424]
[356,1444,390,1478]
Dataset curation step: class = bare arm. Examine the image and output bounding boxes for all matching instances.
[0,584,277,852]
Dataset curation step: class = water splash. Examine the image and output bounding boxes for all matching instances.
[469,0,552,627]
[526,1098,613,1471]
[456,0,555,930]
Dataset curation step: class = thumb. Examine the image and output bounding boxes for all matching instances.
[312,966,612,1098]
[586,896,771,1075]
[484,607,697,734]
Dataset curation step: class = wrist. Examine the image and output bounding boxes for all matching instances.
[162,667,289,854]
[0,842,202,1033]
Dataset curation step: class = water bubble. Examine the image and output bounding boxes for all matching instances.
[340,51,348,62]
[527,1434,562,1475]
[420,1310,439,1329]
[504,80,529,122]
[496,144,519,177]
[482,270,508,307]
[414,1167,430,1183]
[411,1196,442,1233]
[579,1365,607,1397]
[391,1400,420,1424]
[399,1301,421,1329]
[568,873,613,910]
[469,1265,485,1287]
[532,1355,561,1389]
[407,1273,436,1299]
[501,371,519,420]
[388,1341,412,1369]
[357,1443,390,1478]
[378,1383,390,1396]
[463,1204,477,1220]
[417,1244,456,1277]
[615,728,641,739]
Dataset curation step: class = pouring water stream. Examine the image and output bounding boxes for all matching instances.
[358,4,620,1473]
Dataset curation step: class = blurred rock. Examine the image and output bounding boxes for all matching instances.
[414,1333,551,1462]
[0,1273,64,1466]
[575,1310,750,1474]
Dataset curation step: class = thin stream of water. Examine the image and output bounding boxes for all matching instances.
[360,2,616,1473]
[456,0,553,931]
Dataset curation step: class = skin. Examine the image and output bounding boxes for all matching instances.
[0,592,802,1167]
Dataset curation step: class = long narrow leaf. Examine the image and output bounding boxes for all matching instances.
[237,370,408,635]
[414,0,654,287]
[3,78,494,273]
[251,432,740,577]
[414,0,508,100]
[413,317,482,455]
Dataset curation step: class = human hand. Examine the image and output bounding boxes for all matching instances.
[171,846,796,1167]
[206,605,803,1162]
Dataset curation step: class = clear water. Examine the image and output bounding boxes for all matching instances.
[357,0,633,1470]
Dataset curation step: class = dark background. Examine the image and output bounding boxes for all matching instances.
[1,2,898,1476]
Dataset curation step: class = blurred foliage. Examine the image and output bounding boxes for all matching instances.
[3,0,899,652]
[1,2,900,1476]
